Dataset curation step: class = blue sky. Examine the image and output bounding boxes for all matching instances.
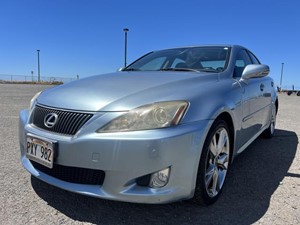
[0,0,299,89]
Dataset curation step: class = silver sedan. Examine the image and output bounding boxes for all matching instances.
[19,45,278,205]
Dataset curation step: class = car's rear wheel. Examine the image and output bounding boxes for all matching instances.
[194,119,231,205]
[262,103,277,138]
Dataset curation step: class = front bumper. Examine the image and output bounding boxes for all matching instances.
[19,109,211,204]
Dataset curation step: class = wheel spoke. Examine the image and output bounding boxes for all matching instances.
[217,169,226,190]
[217,129,227,155]
[205,163,215,186]
[211,168,219,196]
[209,135,217,157]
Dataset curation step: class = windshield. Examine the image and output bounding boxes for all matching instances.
[124,46,230,73]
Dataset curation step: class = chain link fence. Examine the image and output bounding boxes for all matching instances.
[0,74,78,84]
[281,85,300,91]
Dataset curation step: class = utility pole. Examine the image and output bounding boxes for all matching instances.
[280,62,284,91]
[123,28,129,67]
[37,50,41,82]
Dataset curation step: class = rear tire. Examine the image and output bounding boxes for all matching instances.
[262,103,277,138]
[193,119,231,205]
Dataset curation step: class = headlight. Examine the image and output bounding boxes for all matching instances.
[98,101,188,133]
[29,91,42,110]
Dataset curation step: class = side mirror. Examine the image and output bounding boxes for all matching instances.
[241,64,270,80]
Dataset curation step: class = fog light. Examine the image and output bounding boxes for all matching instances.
[149,168,170,188]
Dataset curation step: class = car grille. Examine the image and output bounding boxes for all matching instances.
[30,161,105,185]
[32,105,93,135]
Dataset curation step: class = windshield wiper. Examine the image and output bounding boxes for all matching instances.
[123,68,140,71]
[198,68,219,73]
[159,68,199,72]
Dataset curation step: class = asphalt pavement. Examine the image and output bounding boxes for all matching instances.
[0,84,299,225]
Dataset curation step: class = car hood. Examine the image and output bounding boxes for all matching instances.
[37,71,218,112]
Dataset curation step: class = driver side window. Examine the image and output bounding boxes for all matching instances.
[234,50,252,77]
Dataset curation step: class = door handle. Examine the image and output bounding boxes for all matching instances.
[260,84,265,91]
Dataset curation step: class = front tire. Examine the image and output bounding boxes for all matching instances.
[194,119,231,205]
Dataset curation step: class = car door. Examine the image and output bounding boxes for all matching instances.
[247,51,272,128]
[235,49,268,147]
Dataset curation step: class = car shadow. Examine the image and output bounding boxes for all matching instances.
[31,129,298,225]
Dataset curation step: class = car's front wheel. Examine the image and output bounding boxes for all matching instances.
[194,119,231,205]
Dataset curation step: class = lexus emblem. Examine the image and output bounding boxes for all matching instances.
[44,113,58,128]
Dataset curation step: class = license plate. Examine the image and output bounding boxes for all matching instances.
[26,135,55,169]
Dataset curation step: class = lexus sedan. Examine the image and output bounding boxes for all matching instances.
[19,45,278,205]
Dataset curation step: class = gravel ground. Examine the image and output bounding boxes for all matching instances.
[0,83,299,225]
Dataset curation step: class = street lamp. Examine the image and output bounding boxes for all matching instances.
[123,28,129,67]
[280,62,284,91]
[37,50,41,82]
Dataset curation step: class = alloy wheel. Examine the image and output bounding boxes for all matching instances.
[204,127,230,197]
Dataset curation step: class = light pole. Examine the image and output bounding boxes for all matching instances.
[280,62,284,91]
[37,50,41,82]
[123,28,129,67]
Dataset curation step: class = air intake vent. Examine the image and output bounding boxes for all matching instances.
[30,161,105,185]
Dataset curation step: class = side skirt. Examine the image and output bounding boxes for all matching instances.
[236,124,269,155]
